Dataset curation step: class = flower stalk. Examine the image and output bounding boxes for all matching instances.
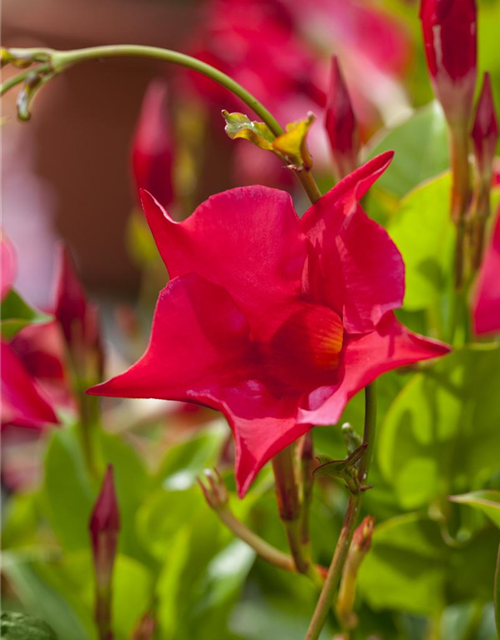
[304,384,377,640]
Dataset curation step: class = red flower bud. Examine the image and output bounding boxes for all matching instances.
[89,465,120,640]
[90,465,120,583]
[471,72,499,177]
[131,80,174,209]
[324,56,360,180]
[420,0,477,124]
[54,246,103,378]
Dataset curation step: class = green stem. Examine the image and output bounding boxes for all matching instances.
[304,384,377,640]
[3,45,322,202]
[0,63,51,96]
[448,121,471,290]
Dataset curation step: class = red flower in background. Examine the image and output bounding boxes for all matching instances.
[90,153,449,496]
[132,80,175,210]
[420,0,477,124]
[0,231,17,301]
[473,207,500,336]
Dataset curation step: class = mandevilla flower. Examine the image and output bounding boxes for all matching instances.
[420,0,477,125]
[472,206,500,335]
[324,56,360,180]
[131,80,175,209]
[471,72,499,180]
[89,152,450,496]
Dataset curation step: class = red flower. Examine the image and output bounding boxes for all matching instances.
[473,206,500,335]
[420,0,477,124]
[471,72,499,178]
[131,80,175,210]
[1,340,59,429]
[325,56,360,179]
[89,153,450,496]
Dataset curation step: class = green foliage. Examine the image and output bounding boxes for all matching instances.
[368,103,449,199]
[0,289,52,339]
[0,612,58,640]
[450,491,500,528]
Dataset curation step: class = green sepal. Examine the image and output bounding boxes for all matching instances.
[222,110,275,150]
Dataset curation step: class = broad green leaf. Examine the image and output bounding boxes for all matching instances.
[222,111,275,150]
[378,347,500,510]
[1,552,90,640]
[358,514,447,615]
[388,173,454,311]
[0,612,58,640]
[272,113,315,169]
[40,427,95,551]
[1,289,52,339]
[449,490,500,528]
[368,102,449,198]
[154,420,227,491]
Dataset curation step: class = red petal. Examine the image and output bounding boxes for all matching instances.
[301,153,402,332]
[1,340,59,429]
[473,207,500,335]
[0,231,17,301]
[88,274,255,402]
[140,186,306,340]
[299,313,450,426]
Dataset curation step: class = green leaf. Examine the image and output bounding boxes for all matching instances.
[40,427,95,551]
[378,347,500,510]
[1,289,52,339]
[368,102,449,199]
[1,552,90,640]
[0,612,58,640]
[154,421,227,491]
[222,111,275,150]
[449,490,500,528]
[358,514,447,615]
[388,173,455,311]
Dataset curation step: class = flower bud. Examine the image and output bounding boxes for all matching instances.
[90,465,120,585]
[131,80,174,209]
[54,246,103,380]
[471,72,499,179]
[197,468,228,510]
[90,465,120,640]
[324,56,360,180]
[420,0,477,126]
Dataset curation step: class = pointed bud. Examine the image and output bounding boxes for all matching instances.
[131,80,174,209]
[324,57,360,180]
[472,206,500,335]
[54,246,103,379]
[90,465,120,582]
[90,465,120,640]
[471,73,499,178]
[420,0,477,125]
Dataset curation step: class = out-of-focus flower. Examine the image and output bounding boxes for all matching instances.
[131,80,175,210]
[471,73,499,180]
[472,207,500,335]
[1,340,59,429]
[420,0,477,125]
[325,56,359,180]
[0,231,17,300]
[90,153,449,496]
[54,246,103,381]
